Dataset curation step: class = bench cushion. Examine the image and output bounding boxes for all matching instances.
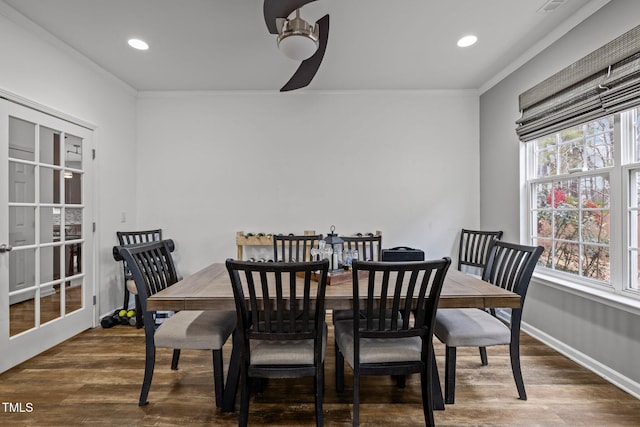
[154,310,236,350]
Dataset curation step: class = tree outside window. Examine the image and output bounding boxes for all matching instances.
[530,117,613,284]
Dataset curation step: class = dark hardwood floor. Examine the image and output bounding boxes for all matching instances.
[1,317,639,426]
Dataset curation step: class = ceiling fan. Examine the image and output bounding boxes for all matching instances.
[263,0,329,92]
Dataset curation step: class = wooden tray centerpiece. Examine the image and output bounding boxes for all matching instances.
[308,268,366,285]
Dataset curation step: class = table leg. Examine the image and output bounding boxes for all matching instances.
[222,330,240,412]
[431,344,445,411]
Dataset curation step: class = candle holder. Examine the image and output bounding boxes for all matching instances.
[324,225,344,271]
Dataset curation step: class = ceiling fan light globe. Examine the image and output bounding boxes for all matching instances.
[278,34,318,60]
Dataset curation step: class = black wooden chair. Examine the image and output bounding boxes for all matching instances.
[333,233,383,324]
[334,258,451,427]
[434,241,543,404]
[225,258,329,427]
[273,233,323,262]
[117,240,236,407]
[341,232,382,262]
[114,229,163,328]
[455,228,504,364]
[458,228,503,276]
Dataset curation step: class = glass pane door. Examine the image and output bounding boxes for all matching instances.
[0,99,94,373]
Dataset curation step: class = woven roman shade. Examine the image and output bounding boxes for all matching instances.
[516,25,640,142]
[600,53,640,113]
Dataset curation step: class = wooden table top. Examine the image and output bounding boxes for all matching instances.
[147,263,521,312]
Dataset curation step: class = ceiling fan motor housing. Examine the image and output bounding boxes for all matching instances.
[277,14,319,60]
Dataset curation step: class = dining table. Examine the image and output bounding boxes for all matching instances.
[146,262,521,412]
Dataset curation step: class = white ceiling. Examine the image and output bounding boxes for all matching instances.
[1,0,607,92]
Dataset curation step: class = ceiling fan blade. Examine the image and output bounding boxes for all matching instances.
[280,14,329,92]
[263,0,317,34]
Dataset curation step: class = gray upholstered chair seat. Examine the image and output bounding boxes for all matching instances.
[250,323,327,365]
[154,310,236,350]
[434,308,510,348]
[334,319,421,366]
[126,279,138,295]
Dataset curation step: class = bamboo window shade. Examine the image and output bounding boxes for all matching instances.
[516,25,640,142]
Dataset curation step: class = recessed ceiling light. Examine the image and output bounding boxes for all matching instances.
[128,38,149,50]
[457,35,478,48]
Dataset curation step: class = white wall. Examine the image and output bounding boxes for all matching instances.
[480,0,640,396]
[0,1,481,324]
[0,6,138,319]
[136,90,480,275]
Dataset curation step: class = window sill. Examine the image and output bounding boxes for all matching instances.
[532,272,640,316]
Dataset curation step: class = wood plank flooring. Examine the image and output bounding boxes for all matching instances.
[1,320,639,426]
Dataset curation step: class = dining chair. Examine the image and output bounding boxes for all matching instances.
[341,232,382,261]
[273,233,323,262]
[117,240,236,407]
[458,228,503,276]
[225,258,330,427]
[334,258,452,427]
[434,241,543,404]
[114,229,163,328]
[332,232,383,324]
[456,228,503,365]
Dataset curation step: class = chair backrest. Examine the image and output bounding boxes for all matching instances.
[116,240,178,315]
[482,241,543,307]
[458,229,503,273]
[226,259,330,348]
[113,229,163,277]
[273,234,323,262]
[341,233,382,261]
[117,229,163,246]
[351,258,451,342]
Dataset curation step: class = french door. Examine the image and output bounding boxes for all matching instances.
[0,99,94,373]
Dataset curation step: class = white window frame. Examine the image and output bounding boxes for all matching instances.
[522,109,640,309]
[622,108,640,298]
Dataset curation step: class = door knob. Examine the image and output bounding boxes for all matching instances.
[0,244,13,253]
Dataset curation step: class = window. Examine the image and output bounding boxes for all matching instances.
[525,108,640,297]
[518,25,640,301]
[627,108,640,291]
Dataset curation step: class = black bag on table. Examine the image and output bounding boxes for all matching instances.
[381,246,425,262]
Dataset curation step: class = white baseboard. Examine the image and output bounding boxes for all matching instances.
[522,321,640,399]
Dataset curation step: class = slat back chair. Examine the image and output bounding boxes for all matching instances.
[114,229,163,327]
[334,258,452,427]
[333,232,383,324]
[226,258,330,427]
[273,233,323,262]
[435,241,543,404]
[118,240,236,407]
[117,229,163,246]
[458,228,503,275]
[456,228,503,364]
[341,232,382,262]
